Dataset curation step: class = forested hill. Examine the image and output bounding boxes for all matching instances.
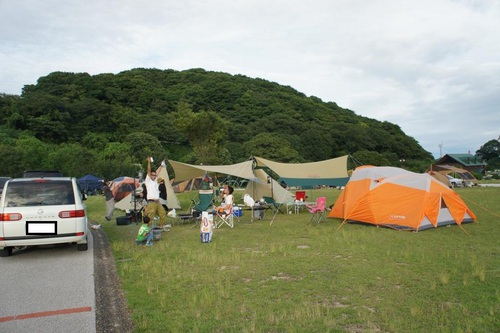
[0,68,433,178]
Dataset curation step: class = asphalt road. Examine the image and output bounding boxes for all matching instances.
[0,223,133,333]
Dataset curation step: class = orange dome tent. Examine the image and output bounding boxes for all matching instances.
[328,166,476,231]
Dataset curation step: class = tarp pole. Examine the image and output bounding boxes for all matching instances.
[269,187,290,226]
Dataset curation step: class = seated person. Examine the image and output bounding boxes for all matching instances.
[219,184,228,202]
[215,185,234,216]
[135,216,154,246]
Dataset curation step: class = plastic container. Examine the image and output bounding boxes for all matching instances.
[233,206,242,217]
[152,227,162,240]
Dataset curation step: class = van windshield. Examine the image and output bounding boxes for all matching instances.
[4,180,75,207]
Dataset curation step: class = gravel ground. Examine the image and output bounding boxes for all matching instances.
[91,223,135,333]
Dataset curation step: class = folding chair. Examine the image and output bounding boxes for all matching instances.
[295,191,307,201]
[263,196,284,214]
[215,205,239,228]
[192,189,214,214]
[306,197,327,223]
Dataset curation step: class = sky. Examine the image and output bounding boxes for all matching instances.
[1,0,499,158]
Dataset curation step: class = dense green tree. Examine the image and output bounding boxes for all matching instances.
[244,133,301,162]
[476,138,500,171]
[173,105,228,164]
[0,144,24,177]
[0,68,437,178]
[124,132,164,163]
[352,150,392,167]
[476,139,500,162]
[47,143,97,177]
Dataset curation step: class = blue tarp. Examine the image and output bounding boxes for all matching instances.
[78,174,104,193]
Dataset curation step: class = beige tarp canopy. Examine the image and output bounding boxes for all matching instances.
[157,165,182,209]
[167,155,351,203]
[254,155,350,187]
[167,159,294,203]
[168,160,258,182]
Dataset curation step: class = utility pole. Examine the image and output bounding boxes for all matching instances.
[439,142,443,158]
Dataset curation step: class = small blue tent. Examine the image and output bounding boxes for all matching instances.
[78,174,104,194]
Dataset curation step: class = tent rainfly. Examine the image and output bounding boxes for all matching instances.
[328,166,476,231]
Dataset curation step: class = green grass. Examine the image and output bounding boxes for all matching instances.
[85,187,500,333]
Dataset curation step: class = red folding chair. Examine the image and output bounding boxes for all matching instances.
[295,191,307,201]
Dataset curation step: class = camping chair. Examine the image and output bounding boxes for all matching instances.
[263,196,284,214]
[294,191,307,202]
[186,188,214,228]
[215,205,239,228]
[306,197,327,223]
[192,189,214,214]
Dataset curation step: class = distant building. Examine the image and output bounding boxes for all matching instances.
[435,154,487,174]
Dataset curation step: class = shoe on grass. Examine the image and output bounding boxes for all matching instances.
[146,242,153,247]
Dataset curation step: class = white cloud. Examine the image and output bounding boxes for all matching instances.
[1,0,499,158]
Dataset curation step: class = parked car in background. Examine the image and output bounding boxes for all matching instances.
[446,175,464,188]
[0,177,88,257]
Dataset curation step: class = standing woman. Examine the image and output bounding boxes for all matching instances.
[103,180,115,221]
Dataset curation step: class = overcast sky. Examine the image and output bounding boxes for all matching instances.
[1,0,499,158]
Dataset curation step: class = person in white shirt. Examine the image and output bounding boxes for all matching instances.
[144,157,167,228]
[216,185,234,215]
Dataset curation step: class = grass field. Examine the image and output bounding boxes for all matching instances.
[85,186,500,333]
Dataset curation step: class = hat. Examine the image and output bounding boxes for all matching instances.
[157,177,164,183]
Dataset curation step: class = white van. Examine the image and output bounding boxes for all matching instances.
[0,177,88,257]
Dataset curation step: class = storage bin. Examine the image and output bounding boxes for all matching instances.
[116,216,131,225]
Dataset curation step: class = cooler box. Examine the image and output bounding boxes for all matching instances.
[116,216,131,225]
[233,206,242,217]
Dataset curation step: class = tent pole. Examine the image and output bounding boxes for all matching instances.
[269,186,290,226]
[337,219,348,230]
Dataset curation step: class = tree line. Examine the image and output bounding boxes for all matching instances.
[0,68,438,180]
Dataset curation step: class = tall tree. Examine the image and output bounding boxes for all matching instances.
[173,104,228,164]
[476,139,500,162]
